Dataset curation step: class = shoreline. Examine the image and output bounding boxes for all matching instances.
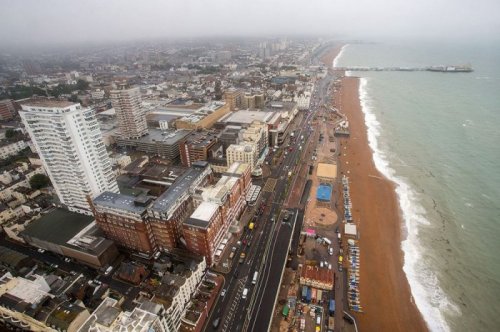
[324,49,429,331]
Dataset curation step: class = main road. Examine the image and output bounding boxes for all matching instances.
[205,44,344,332]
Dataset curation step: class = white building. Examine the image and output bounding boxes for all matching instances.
[91,89,105,100]
[19,99,118,215]
[0,140,28,159]
[226,143,257,171]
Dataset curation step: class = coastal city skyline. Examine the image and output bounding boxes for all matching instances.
[0,1,499,332]
[1,0,500,49]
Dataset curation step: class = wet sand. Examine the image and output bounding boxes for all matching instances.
[335,76,428,331]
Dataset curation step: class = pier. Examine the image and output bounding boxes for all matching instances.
[334,65,473,73]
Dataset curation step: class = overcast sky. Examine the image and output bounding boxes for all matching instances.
[1,0,499,47]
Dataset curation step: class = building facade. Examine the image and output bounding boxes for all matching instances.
[0,140,28,159]
[179,130,219,167]
[110,86,148,139]
[226,144,257,171]
[183,162,251,265]
[0,99,16,121]
[223,88,243,111]
[92,162,213,257]
[19,99,118,215]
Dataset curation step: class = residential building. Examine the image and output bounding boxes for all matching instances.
[92,192,155,256]
[0,274,90,331]
[179,129,219,167]
[183,162,251,265]
[78,297,167,332]
[110,86,148,139]
[0,140,28,159]
[19,99,118,215]
[92,162,213,256]
[223,88,243,111]
[147,161,212,251]
[239,120,268,155]
[0,99,16,120]
[226,143,257,171]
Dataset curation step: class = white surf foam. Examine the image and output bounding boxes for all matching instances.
[357,77,460,332]
[333,44,348,68]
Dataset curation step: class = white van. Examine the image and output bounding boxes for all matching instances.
[242,288,249,299]
[105,266,113,276]
[252,272,258,285]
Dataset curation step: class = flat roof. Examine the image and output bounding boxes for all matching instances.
[119,128,191,146]
[19,98,76,108]
[183,129,219,149]
[225,162,248,176]
[21,209,93,246]
[93,192,149,214]
[190,202,219,223]
[219,110,275,125]
[150,163,207,214]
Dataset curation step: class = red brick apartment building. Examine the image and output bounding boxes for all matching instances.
[91,161,212,257]
[182,162,251,265]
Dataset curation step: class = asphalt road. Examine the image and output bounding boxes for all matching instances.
[205,45,345,332]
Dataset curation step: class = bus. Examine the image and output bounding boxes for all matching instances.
[252,271,258,284]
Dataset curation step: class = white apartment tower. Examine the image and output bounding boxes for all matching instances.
[110,86,148,139]
[20,99,118,215]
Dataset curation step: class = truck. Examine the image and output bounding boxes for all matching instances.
[328,317,335,331]
[329,299,336,316]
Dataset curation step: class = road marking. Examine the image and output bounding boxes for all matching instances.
[263,178,277,192]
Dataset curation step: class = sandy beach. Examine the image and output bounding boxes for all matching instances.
[333,75,428,331]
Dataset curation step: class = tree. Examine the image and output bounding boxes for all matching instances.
[5,129,16,139]
[29,174,51,190]
[76,79,89,91]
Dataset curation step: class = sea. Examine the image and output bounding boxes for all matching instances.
[334,41,500,332]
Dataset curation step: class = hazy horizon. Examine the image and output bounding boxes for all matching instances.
[1,0,499,50]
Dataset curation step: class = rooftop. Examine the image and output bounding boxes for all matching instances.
[93,192,149,215]
[19,98,77,108]
[218,110,275,125]
[119,128,191,146]
[183,129,219,149]
[190,202,219,223]
[225,162,249,177]
[150,161,208,214]
[20,209,93,247]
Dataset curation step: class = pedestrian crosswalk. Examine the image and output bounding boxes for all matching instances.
[263,178,277,192]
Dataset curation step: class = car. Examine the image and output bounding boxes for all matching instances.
[339,265,343,272]
[335,226,340,233]
[64,257,71,263]
[239,252,246,264]
[220,289,226,297]
[328,247,334,256]
[213,317,221,329]
[231,246,237,252]
[242,239,247,246]
[37,248,45,253]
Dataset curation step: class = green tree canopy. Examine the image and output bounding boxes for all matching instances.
[29,174,51,190]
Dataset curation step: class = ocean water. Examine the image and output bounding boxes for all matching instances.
[334,42,500,332]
